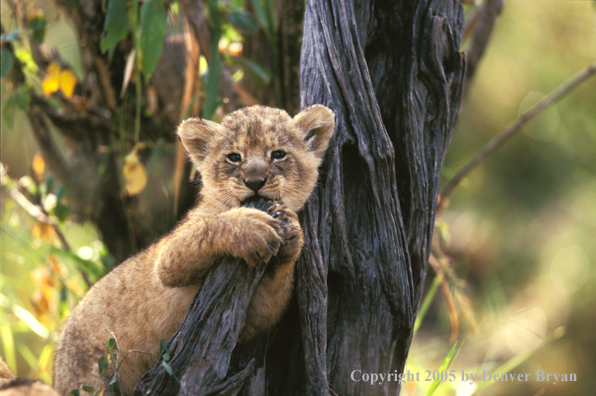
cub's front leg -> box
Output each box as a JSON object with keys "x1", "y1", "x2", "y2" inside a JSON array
[
  {"x1": 239, "y1": 203, "x2": 304, "y2": 343},
  {"x1": 156, "y1": 207, "x2": 284, "y2": 288}
]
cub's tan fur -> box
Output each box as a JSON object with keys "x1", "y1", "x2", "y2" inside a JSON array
[{"x1": 53, "y1": 105, "x2": 335, "y2": 396}]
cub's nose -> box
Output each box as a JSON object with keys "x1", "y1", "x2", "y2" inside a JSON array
[{"x1": 244, "y1": 178, "x2": 266, "y2": 193}]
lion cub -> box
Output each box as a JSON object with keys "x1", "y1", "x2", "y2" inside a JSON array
[{"x1": 53, "y1": 105, "x2": 335, "y2": 395}]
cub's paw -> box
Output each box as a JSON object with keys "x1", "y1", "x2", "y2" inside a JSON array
[
  {"x1": 268, "y1": 203, "x2": 299, "y2": 225},
  {"x1": 231, "y1": 208, "x2": 284, "y2": 266},
  {"x1": 268, "y1": 203, "x2": 303, "y2": 262}
]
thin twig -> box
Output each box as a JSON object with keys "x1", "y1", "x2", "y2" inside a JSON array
[
  {"x1": 429, "y1": 253, "x2": 459, "y2": 343},
  {"x1": 440, "y1": 62, "x2": 596, "y2": 206},
  {"x1": 1, "y1": 164, "x2": 55, "y2": 225},
  {"x1": 462, "y1": 0, "x2": 503, "y2": 104}
]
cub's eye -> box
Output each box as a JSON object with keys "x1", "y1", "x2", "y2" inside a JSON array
[
  {"x1": 271, "y1": 150, "x2": 286, "y2": 160},
  {"x1": 226, "y1": 153, "x2": 242, "y2": 163}
]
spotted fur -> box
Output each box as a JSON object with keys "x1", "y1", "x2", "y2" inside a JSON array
[{"x1": 53, "y1": 105, "x2": 335, "y2": 396}]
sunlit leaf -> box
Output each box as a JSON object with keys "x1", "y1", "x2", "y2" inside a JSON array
[
  {"x1": 139, "y1": 0, "x2": 167, "y2": 80},
  {"x1": 31, "y1": 222, "x2": 55, "y2": 243},
  {"x1": 123, "y1": 145, "x2": 148, "y2": 196},
  {"x1": 426, "y1": 341, "x2": 462, "y2": 396},
  {"x1": 32, "y1": 152, "x2": 46, "y2": 182},
  {"x1": 42, "y1": 62, "x2": 61, "y2": 97},
  {"x1": 227, "y1": 11, "x2": 259, "y2": 35},
  {"x1": 100, "y1": 0, "x2": 129, "y2": 55},
  {"x1": 0, "y1": 48, "x2": 14, "y2": 77},
  {"x1": 27, "y1": 10, "x2": 47, "y2": 44},
  {"x1": 15, "y1": 47, "x2": 38, "y2": 76},
  {"x1": 41, "y1": 62, "x2": 78, "y2": 98},
  {"x1": 60, "y1": 69, "x2": 78, "y2": 98}
]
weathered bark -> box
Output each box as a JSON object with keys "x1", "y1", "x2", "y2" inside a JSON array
[{"x1": 295, "y1": 1, "x2": 465, "y2": 394}]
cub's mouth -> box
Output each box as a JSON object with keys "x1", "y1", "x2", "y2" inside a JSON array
[{"x1": 241, "y1": 195, "x2": 273, "y2": 206}]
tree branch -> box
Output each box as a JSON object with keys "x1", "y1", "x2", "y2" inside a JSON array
[
  {"x1": 440, "y1": 62, "x2": 596, "y2": 205},
  {"x1": 461, "y1": 0, "x2": 503, "y2": 105}
]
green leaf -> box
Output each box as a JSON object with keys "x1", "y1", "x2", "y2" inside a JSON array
[
  {"x1": 160, "y1": 338, "x2": 167, "y2": 355},
  {"x1": 50, "y1": 247, "x2": 104, "y2": 279},
  {"x1": 139, "y1": 0, "x2": 167, "y2": 80},
  {"x1": 27, "y1": 13, "x2": 47, "y2": 43},
  {"x1": 81, "y1": 385, "x2": 95, "y2": 394},
  {"x1": 69, "y1": 390, "x2": 80, "y2": 396},
  {"x1": 203, "y1": 0, "x2": 223, "y2": 120},
  {"x1": 1, "y1": 48, "x2": 14, "y2": 77},
  {"x1": 100, "y1": 0, "x2": 129, "y2": 54},
  {"x1": 413, "y1": 276, "x2": 441, "y2": 337},
  {"x1": 54, "y1": 203, "x2": 70, "y2": 222},
  {"x1": 54, "y1": 185, "x2": 70, "y2": 222},
  {"x1": 228, "y1": 55, "x2": 271, "y2": 86},
  {"x1": 107, "y1": 337, "x2": 118, "y2": 352},
  {"x1": 227, "y1": 11, "x2": 259, "y2": 35},
  {"x1": 162, "y1": 360, "x2": 174, "y2": 376},
  {"x1": 109, "y1": 372, "x2": 118, "y2": 393},
  {"x1": 426, "y1": 341, "x2": 462, "y2": 396},
  {"x1": 98, "y1": 356, "x2": 108, "y2": 374},
  {"x1": 2, "y1": 85, "x2": 31, "y2": 126},
  {"x1": 249, "y1": 0, "x2": 269, "y2": 31}
]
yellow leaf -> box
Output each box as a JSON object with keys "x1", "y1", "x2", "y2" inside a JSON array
[
  {"x1": 123, "y1": 144, "x2": 148, "y2": 196},
  {"x1": 59, "y1": 69, "x2": 77, "y2": 99},
  {"x1": 31, "y1": 267, "x2": 57, "y2": 322},
  {"x1": 41, "y1": 62, "x2": 78, "y2": 99},
  {"x1": 31, "y1": 221, "x2": 55, "y2": 242},
  {"x1": 32, "y1": 152, "x2": 46, "y2": 182},
  {"x1": 41, "y1": 62, "x2": 61, "y2": 98}
]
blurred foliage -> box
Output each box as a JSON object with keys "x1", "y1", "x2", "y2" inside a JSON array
[
  {"x1": 0, "y1": 0, "x2": 595, "y2": 395},
  {"x1": 1, "y1": 0, "x2": 278, "y2": 384}
]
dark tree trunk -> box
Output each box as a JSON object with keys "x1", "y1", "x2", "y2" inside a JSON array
[
  {"x1": 132, "y1": 0, "x2": 465, "y2": 395},
  {"x1": 297, "y1": 0, "x2": 465, "y2": 393}
]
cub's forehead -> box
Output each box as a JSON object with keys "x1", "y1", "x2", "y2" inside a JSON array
[{"x1": 219, "y1": 106, "x2": 300, "y2": 149}]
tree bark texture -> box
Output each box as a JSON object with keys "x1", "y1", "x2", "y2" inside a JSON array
[{"x1": 296, "y1": 0, "x2": 466, "y2": 394}]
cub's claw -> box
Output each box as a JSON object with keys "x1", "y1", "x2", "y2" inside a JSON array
[{"x1": 268, "y1": 202, "x2": 298, "y2": 224}]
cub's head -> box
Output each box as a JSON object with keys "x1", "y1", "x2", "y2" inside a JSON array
[{"x1": 178, "y1": 105, "x2": 335, "y2": 211}]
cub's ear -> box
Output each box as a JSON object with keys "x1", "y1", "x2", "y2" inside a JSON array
[
  {"x1": 177, "y1": 118, "x2": 223, "y2": 166},
  {"x1": 293, "y1": 104, "x2": 335, "y2": 159}
]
